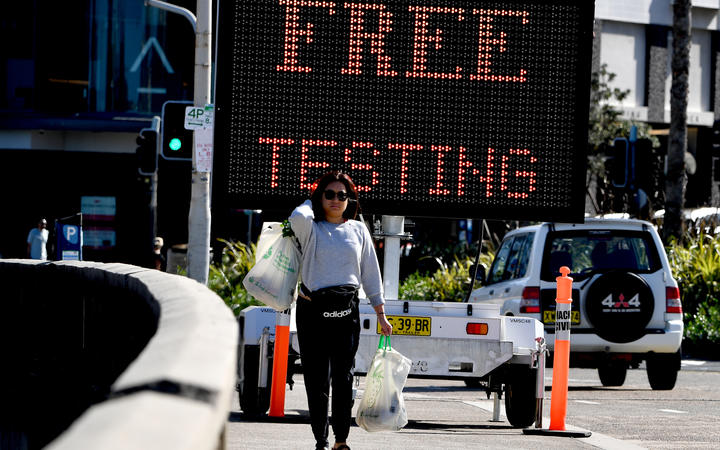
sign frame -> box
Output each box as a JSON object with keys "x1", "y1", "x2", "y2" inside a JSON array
[{"x1": 213, "y1": 0, "x2": 595, "y2": 222}]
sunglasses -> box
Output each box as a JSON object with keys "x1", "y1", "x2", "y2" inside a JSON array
[{"x1": 324, "y1": 189, "x2": 349, "y2": 201}]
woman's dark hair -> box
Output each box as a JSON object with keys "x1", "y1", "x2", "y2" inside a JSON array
[{"x1": 310, "y1": 171, "x2": 360, "y2": 221}]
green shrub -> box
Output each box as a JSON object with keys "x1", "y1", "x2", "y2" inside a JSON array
[
  {"x1": 208, "y1": 239, "x2": 262, "y2": 316},
  {"x1": 666, "y1": 233, "x2": 720, "y2": 344},
  {"x1": 208, "y1": 237, "x2": 495, "y2": 312},
  {"x1": 400, "y1": 249, "x2": 495, "y2": 302}
]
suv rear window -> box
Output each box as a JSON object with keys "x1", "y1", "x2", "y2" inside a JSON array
[{"x1": 540, "y1": 230, "x2": 662, "y2": 281}]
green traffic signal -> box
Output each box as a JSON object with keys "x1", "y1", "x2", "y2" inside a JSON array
[
  {"x1": 161, "y1": 101, "x2": 193, "y2": 160},
  {"x1": 169, "y1": 138, "x2": 182, "y2": 151}
]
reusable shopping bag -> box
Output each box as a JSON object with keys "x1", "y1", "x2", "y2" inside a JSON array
[
  {"x1": 242, "y1": 221, "x2": 301, "y2": 311},
  {"x1": 356, "y1": 336, "x2": 412, "y2": 432}
]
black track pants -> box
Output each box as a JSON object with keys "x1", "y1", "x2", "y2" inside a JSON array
[{"x1": 296, "y1": 296, "x2": 360, "y2": 448}]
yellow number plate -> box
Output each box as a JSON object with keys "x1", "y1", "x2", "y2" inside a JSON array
[
  {"x1": 543, "y1": 310, "x2": 580, "y2": 325},
  {"x1": 377, "y1": 315, "x2": 432, "y2": 336}
]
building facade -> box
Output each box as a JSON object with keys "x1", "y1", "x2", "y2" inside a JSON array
[
  {"x1": 1, "y1": 0, "x2": 719, "y2": 261},
  {"x1": 0, "y1": 0, "x2": 196, "y2": 262},
  {"x1": 594, "y1": 0, "x2": 720, "y2": 207}
]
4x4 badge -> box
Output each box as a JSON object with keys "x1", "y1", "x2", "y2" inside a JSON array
[{"x1": 601, "y1": 293, "x2": 641, "y2": 311}]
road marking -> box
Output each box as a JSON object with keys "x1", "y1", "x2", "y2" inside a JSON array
[
  {"x1": 403, "y1": 393, "x2": 441, "y2": 400},
  {"x1": 464, "y1": 400, "x2": 646, "y2": 450},
  {"x1": 681, "y1": 360, "x2": 706, "y2": 366},
  {"x1": 464, "y1": 400, "x2": 505, "y2": 416},
  {"x1": 545, "y1": 377, "x2": 601, "y2": 384},
  {"x1": 659, "y1": 409, "x2": 687, "y2": 414},
  {"x1": 574, "y1": 400, "x2": 600, "y2": 405}
]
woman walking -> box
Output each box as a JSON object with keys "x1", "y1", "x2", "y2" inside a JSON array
[{"x1": 289, "y1": 171, "x2": 392, "y2": 450}]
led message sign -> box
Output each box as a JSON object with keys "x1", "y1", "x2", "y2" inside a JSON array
[{"x1": 214, "y1": 0, "x2": 595, "y2": 221}]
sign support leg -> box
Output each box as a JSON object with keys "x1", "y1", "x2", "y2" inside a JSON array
[{"x1": 381, "y1": 216, "x2": 404, "y2": 300}]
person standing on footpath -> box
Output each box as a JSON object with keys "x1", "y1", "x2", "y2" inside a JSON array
[
  {"x1": 152, "y1": 237, "x2": 166, "y2": 271},
  {"x1": 289, "y1": 171, "x2": 392, "y2": 450},
  {"x1": 27, "y1": 218, "x2": 49, "y2": 260}
]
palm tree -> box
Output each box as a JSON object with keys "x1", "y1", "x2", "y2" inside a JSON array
[{"x1": 663, "y1": 0, "x2": 691, "y2": 242}]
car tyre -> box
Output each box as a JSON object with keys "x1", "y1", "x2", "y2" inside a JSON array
[
  {"x1": 585, "y1": 271, "x2": 655, "y2": 344},
  {"x1": 598, "y1": 362, "x2": 627, "y2": 387},
  {"x1": 239, "y1": 345, "x2": 272, "y2": 416},
  {"x1": 646, "y1": 351, "x2": 680, "y2": 390},
  {"x1": 504, "y1": 365, "x2": 537, "y2": 428}
]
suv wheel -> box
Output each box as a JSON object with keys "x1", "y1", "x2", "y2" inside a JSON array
[
  {"x1": 586, "y1": 271, "x2": 655, "y2": 343},
  {"x1": 646, "y1": 351, "x2": 680, "y2": 390},
  {"x1": 598, "y1": 362, "x2": 627, "y2": 387}
]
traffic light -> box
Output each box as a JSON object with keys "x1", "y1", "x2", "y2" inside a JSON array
[
  {"x1": 611, "y1": 137, "x2": 629, "y2": 188},
  {"x1": 161, "y1": 100, "x2": 193, "y2": 160},
  {"x1": 712, "y1": 120, "x2": 720, "y2": 154},
  {"x1": 136, "y1": 128, "x2": 158, "y2": 175},
  {"x1": 634, "y1": 138, "x2": 654, "y2": 192}
]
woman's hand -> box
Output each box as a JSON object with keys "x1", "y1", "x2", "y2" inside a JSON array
[
  {"x1": 377, "y1": 314, "x2": 393, "y2": 336},
  {"x1": 378, "y1": 315, "x2": 392, "y2": 336},
  {"x1": 373, "y1": 306, "x2": 392, "y2": 336}
]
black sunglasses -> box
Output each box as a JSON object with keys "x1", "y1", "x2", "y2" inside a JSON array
[{"x1": 324, "y1": 189, "x2": 349, "y2": 201}]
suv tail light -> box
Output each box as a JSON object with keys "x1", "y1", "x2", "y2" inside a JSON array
[
  {"x1": 666, "y1": 286, "x2": 682, "y2": 314},
  {"x1": 520, "y1": 287, "x2": 540, "y2": 313}
]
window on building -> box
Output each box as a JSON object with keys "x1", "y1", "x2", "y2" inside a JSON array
[
  {"x1": 0, "y1": 0, "x2": 195, "y2": 116},
  {"x1": 1, "y1": 3, "x2": 35, "y2": 110},
  {"x1": 89, "y1": 0, "x2": 195, "y2": 114},
  {"x1": 600, "y1": 20, "x2": 647, "y2": 109}
]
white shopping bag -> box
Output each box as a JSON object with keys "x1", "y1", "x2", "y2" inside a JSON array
[
  {"x1": 356, "y1": 336, "x2": 412, "y2": 432},
  {"x1": 242, "y1": 221, "x2": 301, "y2": 311}
]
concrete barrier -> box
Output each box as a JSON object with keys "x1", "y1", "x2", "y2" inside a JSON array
[{"x1": 0, "y1": 259, "x2": 238, "y2": 450}]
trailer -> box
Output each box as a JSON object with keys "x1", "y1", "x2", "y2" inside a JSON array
[{"x1": 237, "y1": 299, "x2": 545, "y2": 428}]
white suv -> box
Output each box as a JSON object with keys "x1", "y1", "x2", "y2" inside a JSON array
[{"x1": 469, "y1": 219, "x2": 683, "y2": 390}]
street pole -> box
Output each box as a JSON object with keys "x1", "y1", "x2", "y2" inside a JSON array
[
  {"x1": 187, "y1": 0, "x2": 212, "y2": 284},
  {"x1": 150, "y1": 116, "x2": 161, "y2": 246}
]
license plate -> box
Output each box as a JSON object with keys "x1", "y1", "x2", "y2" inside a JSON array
[
  {"x1": 543, "y1": 310, "x2": 580, "y2": 325},
  {"x1": 377, "y1": 315, "x2": 432, "y2": 336}
]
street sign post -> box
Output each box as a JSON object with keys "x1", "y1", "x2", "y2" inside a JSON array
[{"x1": 214, "y1": 0, "x2": 595, "y2": 222}]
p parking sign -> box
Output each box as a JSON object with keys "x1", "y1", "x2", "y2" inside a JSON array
[
  {"x1": 56, "y1": 223, "x2": 82, "y2": 261},
  {"x1": 214, "y1": 0, "x2": 594, "y2": 221}
]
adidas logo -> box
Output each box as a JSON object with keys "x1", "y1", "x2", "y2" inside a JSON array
[{"x1": 323, "y1": 308, "x2": 352, "y2": 318}]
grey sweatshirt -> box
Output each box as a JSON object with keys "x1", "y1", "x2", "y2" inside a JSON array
[{"x1": 289, "y1": 200, "x2": 384, "y2": 307}]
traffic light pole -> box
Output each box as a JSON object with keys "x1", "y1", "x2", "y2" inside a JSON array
[
  {"x1": 146, "y1": 0, "x2": 211, "y2": 284},
  {"x1": 187, "y1": 0, "x2": 213, "y2": 284},
  {"x1": 150, "y1": 117, "x2": 161, "y2": 247}
]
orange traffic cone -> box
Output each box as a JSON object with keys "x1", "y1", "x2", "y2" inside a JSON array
[
  {"x1": 268, "y1": 309, "x2": 291, "y2": 417},
  {"x1": 523, "y1": 266, "x2": 591, "y2": 438}
]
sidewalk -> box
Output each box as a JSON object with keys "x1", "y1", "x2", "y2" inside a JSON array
[{"x1": 226, "y1": 378, "x2": 592, "y2": 450}]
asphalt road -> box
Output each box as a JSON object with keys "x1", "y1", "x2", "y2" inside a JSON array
[{"x1": 226, "y1": 359, "x2": 720, "y2": 449}]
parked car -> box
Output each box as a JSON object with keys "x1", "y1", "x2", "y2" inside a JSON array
[
  {"x1": 469, "y1": 218, "x2": 683, "y2": 390},
  {"x1": 653, "y1": 207, "x2": 720, "y2": 236}
]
